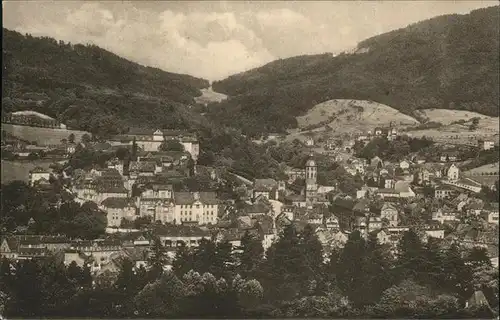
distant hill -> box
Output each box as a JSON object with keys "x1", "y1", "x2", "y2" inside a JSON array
[
  {"x1": 296, "y1": 99, "x2": 420, "y2": 133},
  {"x1": 210, "y1": 6, "x2": 499, "y2": 137},
  {"x1": 2, "y1": 29, "x2": 210, "y2": 137}
]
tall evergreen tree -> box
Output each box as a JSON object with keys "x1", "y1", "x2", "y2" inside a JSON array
[
  {"x1": 172, "y1": 242, "x2": 194, "y2": 278},
  {"x1": 148, "y1": 237, "x2": 168, "y2": 280},
  {"x1": 299, "y1": 224, "x2": 325, "y2": 295},
  {"x1": 466, "y1": 247, "x2": 492, "y2": 269},
  {"x1": 262, "y1": 224, "x2": 303, "y2": 301},
  {"x1": 336, "y1": 230, "x2": 368, "y2": 307},
  {"x1": 396, "y1": 229, "x2": 425, "y2": 281},
  {"x1": 442, "y1": 243, "x2": 473, "y2": 302},
  {"x1": 193, "y1": 238, "x2": 217, "y2": 275},
  {"x1": 237, "y1": 231, "x2": 264, "y2": 279},
  {"x1": 213, "y1": 240, "x2": 235, "y2": 279},
  {"x1": 363, "y1": 232, "x2": 394, "y2": 305}
]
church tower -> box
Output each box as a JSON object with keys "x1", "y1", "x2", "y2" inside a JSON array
[{"x1": 305, "y1": 152, "x2": 317, "y2": 205}]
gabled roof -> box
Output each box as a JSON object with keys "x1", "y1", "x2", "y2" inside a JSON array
[
  {"x1": 101, "y1": 197, "x2": 135, "y2": 209},
  {"x1": 353, "y1": 199, "x2": 370, "y2": 213},
  {"x1": 174, "y1": 192, "x2": 218, "y2": 205},
  {"x1": 31, "y1": 166, "x2": 50, "y2": 173},
  {"x1": 96, "y1": 185, "x2": 128, "y2": 194},
  {"x1": 130, "y1": 161, "x2": 155, "y2": 173},
  {"x1": 243, "y1": 202, "x2": 271, "y2": 214},
  {"x1": 381, "y1": 202, "x2": 398, "y2": 212},
  {"x1": 154, "y1": 225, "x2": 211, "y2": 238}
]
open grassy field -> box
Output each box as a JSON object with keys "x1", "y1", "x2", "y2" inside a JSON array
[
  {"x1": 1, "y1": 160, "x2": 54, "y2": 184},
  {"x1": 463, "y1": 162, "x2": 499, "y2": 175},
  {"x1": 416, "y1": 109, "x2": 500, "y2": 128},
  {"x1": 194, "y1": 87, "x2": 228, "y2": 105},
  {"x1": 296, "y1": 99, "x2": 420, "y2": 133},
  {"x1": 2, "y1": 123, "x2": 90, "y2": 146}
]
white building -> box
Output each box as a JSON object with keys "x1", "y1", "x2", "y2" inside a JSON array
[
  {"x1": 29, "y1": 167, "x2": 52, "y2": 186},
  {"x1": 446, "y1": 164, "x2": 460, "y2": 181},
  {"x1": 174, "y1": 192, "x2": 218, "y2": 225}
]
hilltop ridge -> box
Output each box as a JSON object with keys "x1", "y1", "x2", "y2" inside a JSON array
[
  {"x1": 2, "y1": 28, "x2": 210, "y2": 137},
  {"x1": 209, "y1": 6, "x2": 499, "y2": 137}
]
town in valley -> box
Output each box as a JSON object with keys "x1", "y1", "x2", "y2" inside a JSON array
[{"x1": 1, "y1": 1, "x2": 499, "y2": 319}]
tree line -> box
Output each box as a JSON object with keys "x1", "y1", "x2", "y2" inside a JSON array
[{"x1": 1, "y1": 225, "x2": 497, "y2": 318}]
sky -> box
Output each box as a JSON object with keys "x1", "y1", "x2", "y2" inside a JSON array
[{"x1": 3, "y1": 1, "x2": 497, "y2": 81}]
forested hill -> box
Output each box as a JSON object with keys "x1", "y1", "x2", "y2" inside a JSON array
[
  {"x1": 2, "y1": 29, "x2": 210, "y2": 137},
  {"x1": 210, "y1": 6, "x2": 499, "y2": 137}
]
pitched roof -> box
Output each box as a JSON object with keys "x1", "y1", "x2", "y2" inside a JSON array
[
  {"x1": 31, "y1": 166, "x2": 50, "y2": 173},
  {"x1": 154, "y1": 225, "x2": 211, "y2": 238},
  {"x1": 381, "y1": 202, "x2": 398, "y2": 212},
  {"x1": 130, "y1": 161, "x2": 155, "y2": 173},
  {"x1": 101, "y1": 197, "x2": 135, "y2": 209},
  {"x1": 97, "y1": 185, "x2": 128, "y2": 194},
  {"x1": 174, "y1": 192, "x2": 218, "y2": 205},
  {"x1": 243, "y1": 202, "x2": 271, "y2": 214}
]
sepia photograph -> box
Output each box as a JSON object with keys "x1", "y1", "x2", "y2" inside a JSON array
[{"x1": 1, "y1": 0, "x2": 499, "y2": 318}]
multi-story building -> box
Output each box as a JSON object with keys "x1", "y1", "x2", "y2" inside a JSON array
[
  {"x1": 29, "y1": 167, "x2": 52, "y2": 186},
  {"x1": 101, "y1": 197, "x2": 137, "y2": 227},
  {"x1": 174, "y1": 191, "x2": 219, "y2": 225}
]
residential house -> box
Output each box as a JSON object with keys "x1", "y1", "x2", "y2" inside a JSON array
[
  {"x1": 367, "y1": 216, "x2": 383, "y2": 232},
  {"x1": 371, "y1": 229, "x2": 391, "y2": 245},
  {"x1": 107, "y1": 158, "x2": 125, "y2": 176},
  {"x1": 285, "y1": 194, "x2": 307, "y2": 208},
  {"x1": 1, "y1": 236, "x2": 71, "y2": 260},
  {"x1": 446, "y1": 164, "x2": 460, "y2": 181},
  {"x1": 324, "y1": 214, "x2": 340, "y2": 230},
  {"x1": 440, "y1": 152, "x2": 459, "y2": 162},
  {"x1": 435, "y1": 186, "x2": 455, "y2": 199},
  {"x1": 399, "y1": 160, "x2": 410, "y2": 170},
  {"x1": 423, "y1": 226, "x2": 445, "y2": 240},
  {"x1": 284, "y1": 167, "x2": 306, "y2": 184},
  {"x1": 479, "y1": 140, "x2": 495, "y2": 151},
  {"x1": 432, "y1": 206, "x2": 459, "y2": 224},
  {"x1": 68, "y1": 239, "x2": 123, "y2": 271},
  {"x1": 316, "y1": 229, "x2": 349, "y2": 249},
  {"x1": 377, "y1": 181, "x2": 415, "y2": 199},
  {"x1": 305, "y1": 137, "x2": 314, "y2": 146},
  {"x1": 95, "y1": 185, "x2": 129, "y2": 205},
  {"x1": 29, "y1": 167, "x2": 52, "y2": 186},
  {"x1": 281, "y1": 205, "x2": 295, "y2": 221},
  {"x1": 380, "y1": 202, "x2": 399, "y2": 227},
  {"x1": 481, "y1": 202, "x2": 499, "y2": 225},
  {"x1": 307, "y1": 212, "x2": 323, "y2": 225},
  {"x1": 155, "y1": 225, "x2": 211, "y2": 248},
  {"x1": 243, "y1": 201, "x2": 272, "y2": 217},
  {"x1": 101, "y1": 197, "x2": 137, "y2": 227},
  {"x1": 129, "y1": 161, "x2": 156, "y2": 178}
]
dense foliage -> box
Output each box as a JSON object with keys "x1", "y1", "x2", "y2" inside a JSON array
[
  {"x1": 2, "y1": 29, "x2": 209, "y2": 138},
  {"x1": 1, "y1": 227, "x2": 497, "y2": 318},
  {"x1": 355, "y1": 136, "x2": 435, "y2": 161},
  {"x1": 210, "y1": 6, "x2": 499, "y2": 135},
  {"x1": 0, "y1": 181, "x2": 107, "y2": 239}
]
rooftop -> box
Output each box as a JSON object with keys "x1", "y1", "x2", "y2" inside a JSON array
[
  {"x1": 101, "y1": 197, "x2": 135, "y2": 209},
  {"x1": 174, "y1": 192, "x2": 218, "y2": 205}
]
